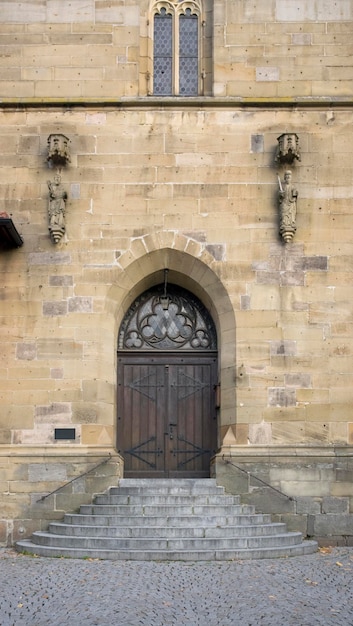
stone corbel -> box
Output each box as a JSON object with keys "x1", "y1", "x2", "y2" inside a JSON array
[
  {"x1": 275, "y1": 133, "x2": 301, "y2": 166},
  {"x1": 47, "y1": 134, "x2": 71, "y2": 168}
]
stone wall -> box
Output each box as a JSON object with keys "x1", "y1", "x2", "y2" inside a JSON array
[
  {"x1": 1, "y1": 106, "x2": 352, "y2": 449},
  {"x1": 213, "y1": 448, "x2": 353, "y2": 546},
  {"x1": 0, "y1": 447, "x2": 122, "y2": 546},
  {"x1": 0, "y1": 0, "x2": 353, "y2": 544},
  {"x1": 0, "y1": 0, "x2": 352, "y2": 101}
]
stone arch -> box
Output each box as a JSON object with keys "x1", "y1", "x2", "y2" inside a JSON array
[{"x1": 106, "y1": 232, "x2": 236, "y2": 440}]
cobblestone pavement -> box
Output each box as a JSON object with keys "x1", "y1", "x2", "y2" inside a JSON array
[{"x1": 0, "y1": 547, "x2": 352, "y2": 626}]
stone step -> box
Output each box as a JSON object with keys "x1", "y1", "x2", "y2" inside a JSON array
[
  {"x1": 16, "y1": 478, "x2": 318, "y2": 561},
  {"x1": 110, "y1": 485, "x2": 226, "y2": 496},
  {"x1": 79, "y1": 503, "x2": 255, "y2": 516},
  {"x1": 28, "y1": 530, "x2": 304, "y2": 551},
  {"x1": 94, "y1": 494, "x2": 240, "y2": 506},
  {"x1": 16, "y1": 540, "x2": 319, "y2": 561},
  {"x1": 118, "y1": 478, "x2": 219, "y2": 489},
  {"x1": 63, "y1": 512, "x2": 273, "y2": 527},
  {"x1": 49, "y1": 521, "x2": 288, "y2": 538},
  {"x1": 110, "y1": 480, "x2": 225, "y2": 496}
]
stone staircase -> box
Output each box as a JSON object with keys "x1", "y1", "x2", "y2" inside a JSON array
[{"x1": 17, "y1": 479, "x2": 317, "y2": 560}]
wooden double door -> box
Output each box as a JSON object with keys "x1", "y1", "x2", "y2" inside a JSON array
[{"x1": 118, "y1": 353, "x2": 218, "y2": 478}]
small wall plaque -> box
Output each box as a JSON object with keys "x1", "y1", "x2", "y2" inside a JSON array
[{"x1": 55, "y1": 428, "x2": 76, "y2": 440}]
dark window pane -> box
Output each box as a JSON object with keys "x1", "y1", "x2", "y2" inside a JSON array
[
  {"x1": 154, "y1": 9, "x2": 173, "y2": 95},
  {"x1": 179, "y1": 10, "x2": 198, "y2": 95}
]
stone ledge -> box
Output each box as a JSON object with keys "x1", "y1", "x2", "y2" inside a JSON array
[
  {"x1": 0, "y1": 445, "x2": 118, "y2": 458},
  {"x1": 218, "y1": 445, "x2": 353, "y2": 460},
  {"x1": 1, "y1": 96, "x2": 353, "y2": 109}
]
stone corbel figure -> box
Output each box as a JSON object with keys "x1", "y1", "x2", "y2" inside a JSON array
[
  {"x1": 278, "y1": 170, "x2": 297, "y2": 243},
  {"x1": 275, "y1": 133, "x2": 301, "y2": 165},
  {"x1": 47, "y1": 174, "x2": 67, "y2": 244},
  {"x1": 47, "y1": 134, "x2": 71, "y2": 168}
]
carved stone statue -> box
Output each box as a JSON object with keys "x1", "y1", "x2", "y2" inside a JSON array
[
  {"x1": 47, "y1": 174, "x2": 67, "y2": 243},
  {"x1": 278, "y1": 170, "x2": 297, "y2": 243}
]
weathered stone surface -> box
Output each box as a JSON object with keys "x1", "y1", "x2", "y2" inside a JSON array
[
  {"x1": 242, "y1": 487, "x2": 296, "y2": 515},
  {"x1": 68, "y1": 297, "x2": 92, "y2": 313},
  {"x1": 16, "y1": 343, "x2": 36, "y2": 360},
  {"x1": 248, "y1": 422, "x2": 272, "y2": 444},
  {"x1": 0, "y1": 450, "x2": 122, "y2": 546},
  {"x1": 28, "y1": 253, "x2": 71, "y2": 265},
  {"x1": 0, "y1": 0, "x2": 351, "y2": 99},
  {"x1": 205, "y1": 244, "x2": 226, "y2": 261},
  {"x1": 270, "y1": 341, "x2": 297, "y2": 357},
  {"x1": 251, "y1": 134, "x2": 264, "y2": 153},
  {"x1": 49, "y1": 275, "x2": 73, "y2": 286},
  {"x1": 322, "y1": 496, "x2": 349, "y2": 514},
  {"x1": 28, "y1": 464, "x2": 67, "y2": 483},
  {"x1": 36, "y1": 340, "x2": 83, "y2": 360},
  {"x1": 72, "y1": 405, "x2": 98, "y2": 424},
  {"x1": 302, "y1": 256, "x2": 328, "y2": 271},
  {"x1": 0, "y1": 430, "x2": 11, "y2": 444},
  {"x1": 268, "y1": 388, "x2": 296, "y2": 407},
  {"x1": 0, "y1": 0, "x2": 353, "y2": 544},
  {"x1": 296, "y1": 497, "x2": 321, "y2": 515},
  {"x1": 273, "y1": 513, "x2": 309, "y2": 535},
  {"x1": 0, "y1": 521, "x2": 7, "y2": 545},
  {"x1": 312, "y1": 514, "x2": 353, "y2": 536},
  {"x1": 285, "y1": 373, "x2": 312, "y2": 387},
  {"x1": 42, "y1": 301, "x2": 67, "y2": 316}
]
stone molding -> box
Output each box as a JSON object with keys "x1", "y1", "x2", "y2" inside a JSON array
[{"x1": 2, "y1": 97, "x2": 353, "y2": 109}]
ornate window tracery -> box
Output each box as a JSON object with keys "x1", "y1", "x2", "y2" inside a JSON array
[
  {"x1": 119, "y1": 285, "x2": 217, "y2": 351},
  {"x1": 151, "y1": 0, "x2": 202, "y2": 96}
]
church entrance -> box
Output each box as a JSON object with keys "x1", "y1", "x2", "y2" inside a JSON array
[{"x1": 117, "y1": 281, "x2": 218, "y2": 478}]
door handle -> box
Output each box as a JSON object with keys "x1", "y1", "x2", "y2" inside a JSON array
[{"x1": 167, "y1": 423, "x2": 177, "y2": 440}]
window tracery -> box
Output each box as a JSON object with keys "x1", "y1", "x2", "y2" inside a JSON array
[{"x1": 119, "y1": 285, "x2": 217, "y2": 351}]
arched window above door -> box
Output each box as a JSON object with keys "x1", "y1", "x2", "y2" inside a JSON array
[
  {"x1": 118, "y1": 284, "x2": 217, "y2": 351},
  {"x1": 149, "y1": 0, "x2": 207, "y2": 96}
]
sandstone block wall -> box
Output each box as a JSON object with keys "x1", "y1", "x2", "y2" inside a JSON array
[
  {"x1": 214, "y1": 448, "x2": 353, "y2": 545},
  {"x1": 0, "y1": 448, "x2": 122, "y2": 547},
  {"x1": 1, "y1": 0, "x2": 352, "y2": 101},
  {"x1": 1, "y1": 106, "x2": 352, "y2": 450},
  {"x1": 0, "y1": 0, "x2": 353, "y2": 543}
]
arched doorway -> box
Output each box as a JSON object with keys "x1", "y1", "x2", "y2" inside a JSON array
[{"x1": 117, "y1": 281, "x2": 218, "y2": 478}]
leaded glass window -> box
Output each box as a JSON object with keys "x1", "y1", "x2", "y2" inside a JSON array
[
  {"x1": 179, "y1": 9, "x2": 198, "y2": 95},
  {"x1": 152, "y1": 3, "x2": 200, "y2": 96},
  {"x1": 153, "y1": 8, "x2": 173, "y2": 96}
]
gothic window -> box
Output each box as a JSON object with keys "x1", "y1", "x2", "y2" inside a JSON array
[
  {"x1": 153, "y1": 8, "x2": 173, "y2": 95},
  {"x1": 152, "y1": 1, "x2": 202, "y2": 96},
  {"x1": 179, "y1": 9, "x2": 199, "y2": 95}
]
